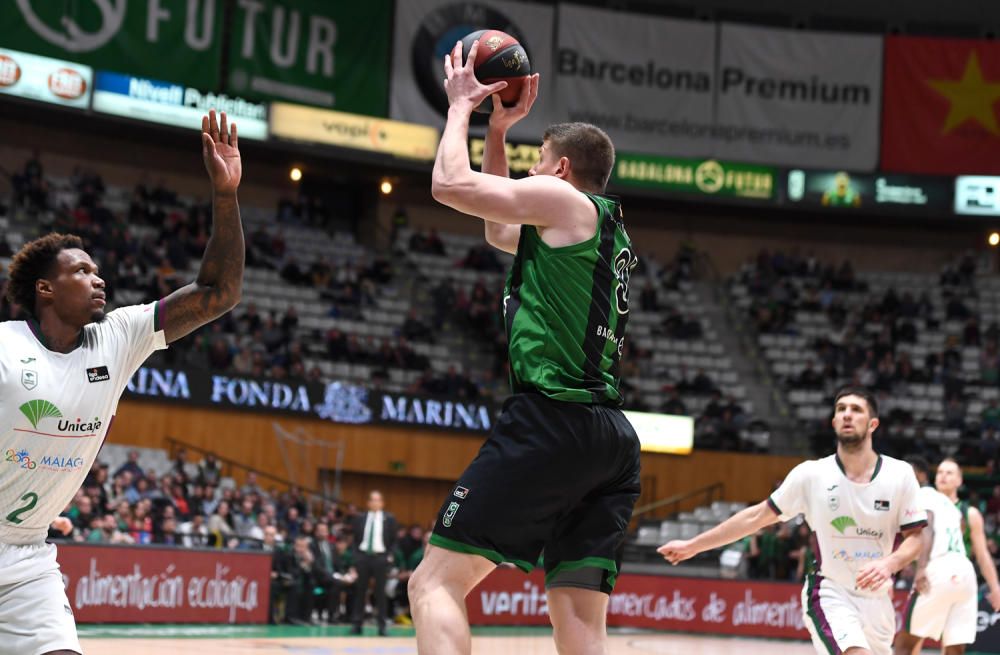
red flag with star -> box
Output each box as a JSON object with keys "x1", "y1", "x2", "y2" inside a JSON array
[{"x1": 882, "y1": 36, "x2": 1000, "y2": 175}]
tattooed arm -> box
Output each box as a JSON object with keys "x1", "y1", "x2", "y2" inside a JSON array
[{"x1": 160, "y1": 110, "x2": 244, "y2": 344}]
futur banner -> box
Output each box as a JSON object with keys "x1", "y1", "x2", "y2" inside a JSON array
[
  {"x1": 58, "y1": 543, "x2": 270, "y2": 624},
  {"x1": 227, "y1": 0, "x2": 391, "y2": 115},
  {"x1": 552, "y1": 4, "x2": 716, "y2": 158},
  {"x1": 0, "y1": 0, "x2": 222, "y2": 89},
  {"x1": 716, "y1": 23, "x2": 882, "y2": 170},
  {"x1": 389, "y1": 0, "x2": 555, "y2": 140}
]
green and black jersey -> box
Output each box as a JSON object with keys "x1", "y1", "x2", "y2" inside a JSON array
[{"x1": 502, "y1": 192, "x2": 637, "y2": 405}]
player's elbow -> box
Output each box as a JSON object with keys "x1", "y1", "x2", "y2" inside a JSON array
[{"x1": 431, "y1": 176, "x2": 466, "y2": 206}]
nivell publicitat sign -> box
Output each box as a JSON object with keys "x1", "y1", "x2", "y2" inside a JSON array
[{"x1": 91, "y1": 71, "x2": 269, "y2": 139}]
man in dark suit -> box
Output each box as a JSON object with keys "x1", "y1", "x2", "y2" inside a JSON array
[{"x1": 350, "y1": 490, "x2": 397, "y2": 635}]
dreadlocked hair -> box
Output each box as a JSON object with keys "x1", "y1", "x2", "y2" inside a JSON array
[{"x1": 6, "y1": 233, "x2": 84, "y2": 318}]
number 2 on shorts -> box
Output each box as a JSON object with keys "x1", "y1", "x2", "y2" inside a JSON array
[{"x1": 6, "y1": 492, "x2": 39, "y2": 524}]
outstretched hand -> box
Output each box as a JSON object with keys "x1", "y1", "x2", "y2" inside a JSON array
[
  {"x1": 202, "y1": 109, "x2": 241, "y2": 195},
  {"x1": 490, "y1": 73, "x2": 540, "y2": 132},
  {"x1": 658, "y1": 539, "x2": 697, "y2": 565},
  {"x1": 443, "y1": 39, "x2": 508, "y2": 114}
]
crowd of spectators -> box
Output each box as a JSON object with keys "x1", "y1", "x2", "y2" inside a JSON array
[
  {"x1": 53, "y1": 448, "x2": 430, "y2": 626},
  {"x1": 738, "y1": 249, "x2": 1000, "y2": 463}
]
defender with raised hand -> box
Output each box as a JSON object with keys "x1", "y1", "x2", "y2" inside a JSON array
[
  {"x1": 659, "y1": 388, "x2": 927, "y2": 655},
  {"x1": 0, "y1": 110, "x2": 244, "y2": 655}
]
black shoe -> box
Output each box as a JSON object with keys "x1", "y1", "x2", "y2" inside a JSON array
[{"x1": 349, "y1": 625, "x2": 362, "y2": 635}]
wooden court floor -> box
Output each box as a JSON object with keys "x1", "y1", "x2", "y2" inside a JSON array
[{"x1": 78, "y1": 625, "x2": 818, "y2": 654}]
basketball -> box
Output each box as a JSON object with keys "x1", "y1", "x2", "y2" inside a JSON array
[{"x1": 459, "y1": 29, "x2": 532, "y2": 114}]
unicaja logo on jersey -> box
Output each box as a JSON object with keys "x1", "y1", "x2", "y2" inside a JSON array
[
  {"x1": 18, "y1": 399, "x2": 62, "y2": 429},
  {"x1": 830, "y1": 516, "x2": 857, "y2": 534},
  {"x1": 17, "y1": 400, "x2": 103, "y2": 437}
]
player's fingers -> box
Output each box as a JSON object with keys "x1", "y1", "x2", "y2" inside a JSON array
[
  {"x1": 452, "y1": 40, "x2": 463, "y2": 68},
  {"x1": 202, "y1": 114, "x2": 209, "y2": 135},
  {"x1": 465, "y1": 39, "x2": 478, "y2": 69},
  {"x1": 209, "y1": 108, "x2": 219, "y2": 140},
  {"x1": 201, "y1": 132, "x2": 216, "y2": 158},
  {"x1": 484, "y1": 81, "x2": 508, "y2": 96},
  {"x1": 491, "y1": 93, "x2": 502, "y2": 113},
  {"x1": 219, "y1": 112, "x2": 229, "y2": 145},
  {"x1": 444, "y1": 50, "x2": 454, "y2": 78},
  {"x1": 230, "y1": 122, "x2": 238, "y2": 150},
  {"x1": 528, "y1": 74, "x2": 540, "y2": 106}
]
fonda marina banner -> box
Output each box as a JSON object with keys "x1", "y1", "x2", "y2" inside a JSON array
[
  {"x1": 57, "y1": 543, "x2": 270, "y2": 624},
  {"x1": 881, "y1": 36, "x2": 1000, "y2": 175}
]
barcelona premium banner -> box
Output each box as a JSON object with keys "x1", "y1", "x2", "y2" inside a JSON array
[
  {"x1": 882, "y1": 36, "x2": 1000, "y2": 175},
  {"x1": 390, "y1": 0, "x2": 555, "y2": 140},
  {"x1": 0, "y1": 0, "x2": 221, "y2": 89},
  {"x1": 227, "y1": 0, "x2": 391, "y2": 115},
  {"x1": 552, "y1": 4, "x2": 716, "y2": 159},
  {"x1": 716, "y1": 23, "x2": 883, "y2": 171}
]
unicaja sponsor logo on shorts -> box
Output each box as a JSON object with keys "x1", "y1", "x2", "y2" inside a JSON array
[{"x1": 442, "y1": 501, "x2": 461, "y2": 527}]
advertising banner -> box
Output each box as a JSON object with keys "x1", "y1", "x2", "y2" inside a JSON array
[
  {"x1": 227, "y1": 0, "x2": 391, "y2": 115},
  {"x1": 0, "y1": 1, "x2": 221, "y2": 89},
  {"x1": 955, "y1": 176, "x2": 1000, "y2": 216},
  {"x1": 882, "y1": 36, "x2": 1000, "y2": 175},
  {"x1": 58, "y1": 543, "x2": 270, "y2": 624},
  {"x1": 716, "y1": 23, "x2": 882, "y2": 170},
  {"x1": 390, "y1": 0, "x2": 555, "y2": 140},
  {"x1": 612, "y1": 153, "x2": 775, "y2": 200},
  {"x1": 784, "y1": 169, "x2": 953, "y2": 213},
  {"x1": 468, "y1": 136, "x2": 540, "y2": 177},
  {"x1": 92, "y1": 71, "x2": 268, "y2": 140},
  {"x1": 270, "y1": 102, "x2": 439, "y2": 160},
  {"x1": 0, "y1": 48, "x2": 92, "y2": 109},
  {"x1": 124, "y1": 364, "x2": 498, "y2": 433},
  {"x1": 466, "y1": 569, "x2": 1000, "y2": 650},
  {"x1": 552, "y1": 4, "x2": 715, "y2": 159}
]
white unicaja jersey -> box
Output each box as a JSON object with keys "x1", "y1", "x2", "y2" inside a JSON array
[
  {"x1": 769, "y1": 453, "x2": 927, "y2": 595},
  {"x1": 918, "y1": 486, "x2": 967, "y2": 561},
  {"x1": 0, "y1": 302, "x2": 166, "y2": 544}
]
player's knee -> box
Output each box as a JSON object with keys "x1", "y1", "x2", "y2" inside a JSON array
[
  {"x1": 407, "y1": 562, "x2": 442, "y2": 612},
  {"x1": 553, "y1": 621, "x2": 604, "y2": 654}
]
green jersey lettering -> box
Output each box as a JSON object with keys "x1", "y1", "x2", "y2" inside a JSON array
[{"x1": 503, "y1": 193, "x2": 636, "y2": 404}]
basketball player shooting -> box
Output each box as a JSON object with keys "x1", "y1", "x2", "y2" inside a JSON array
[
  {"x1": 0, "y1": 110, "x2": 243, "y2": 655},
  {"x1": 660, "y1": 389, "x2": 927, "y2": 655},
  {"x1": 408, "y1": 39, "x2": 641, "y2": 655}
]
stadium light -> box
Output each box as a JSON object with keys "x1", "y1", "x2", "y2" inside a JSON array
[
  {"x1": 289, "y1": 167, "x2": 302, "y2": 182},
  {"x1": 380, "y1": 180, "x2": 393, "y2": 195},
  {"x1": 990, "y1": 232, "x2": 1000, "y2": 247}
]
